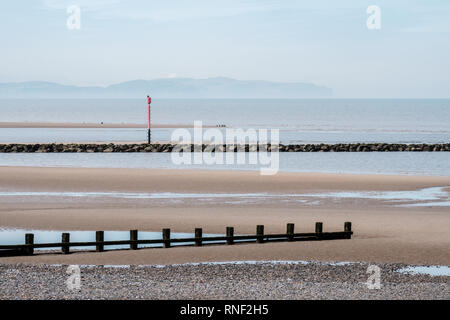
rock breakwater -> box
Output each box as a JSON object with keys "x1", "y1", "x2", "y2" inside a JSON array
[{"x1": 0, "y1": 143, "x2": 449, "y2": 153}]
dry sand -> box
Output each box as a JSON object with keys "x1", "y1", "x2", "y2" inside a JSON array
[{"x1": 0, "y1": 167, "x2": 449, "y2": 265}]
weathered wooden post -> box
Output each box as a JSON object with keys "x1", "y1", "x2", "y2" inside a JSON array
[
  {"x1": 315, "y1": 222, "x2": 323, "y2": 239},
  {"x1": 62, "y1": 233, "x2": 70, "y2": 254},
  {"x1": 226, "y1": 227, "x2": 234, "y2": 245},
  {"x1": 344, "y1": 222, "x2": 352, "y2": 239},
  {"x1": 287, "y1": 223, "x2": 295, "y2": 241},
  {"x1": 256, "y1": 225, "x2": 264, "y2": 244},
  {"x1": 162, "y1": 228, "x2": 171, "y2": 248},
  {"x1": 130, "y1": 230, "x2": 138, "y2": 250},
  {"x1": 25, "y1": 233, "x2": 34, "y2": 255},
  {"x1": 195, "y1": 228, "x2": 202, "y2": 246},
  {"x1": 96, "y1": 231, "x2": 104, "y2": 252}
]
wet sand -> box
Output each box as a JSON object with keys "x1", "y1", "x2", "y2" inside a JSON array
[
  {"x1": 0, "y1": 167, "x2": 449, "y2": 265},
  {"x1": 0, "y1": 122, "x2": 214, "y2": 129},
  {"x1": 1, "y1": 166, "x2": 449, "y2": 193}
]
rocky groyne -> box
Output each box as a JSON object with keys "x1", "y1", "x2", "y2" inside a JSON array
[{"x1": 0, "y1": 143, "x2": 449, "y2": 152}]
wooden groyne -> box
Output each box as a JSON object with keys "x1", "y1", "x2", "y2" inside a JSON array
[
  {"x1": 0, "y1": 222, "x2": 353, "y2": 257},
  {"x1": 0, "y1": 143, "x2": 449, "y2": 152}
]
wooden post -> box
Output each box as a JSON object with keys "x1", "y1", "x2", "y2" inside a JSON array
[
  {"x1": 344, "y1": 222, "x2": 352, "y2": 239},
  {"x1": 287, "y1": 223, "x2": 295, "y2": 241},
  {"x1": 62, "y1": 233, "x2": 70, "y2": 254},
  {"x1": 315, "y1": 222, "x2": 323, "y2": 239},
  {"x1": 195, "y1": 228, "x2": 202, "y2": 246},
  {"x1": 344, "y1": 221, "x2": 352, "y2": 232},
  {"x1": 130, "y1": 230, "x2": 138, "y2": 250},
  {"x1": 96, "y1": 231, "x2": 104, "y2": 252},
  {"x1": 226, "y1": 227, "x2": 234, "y2": 245},
  {"x1": 25, "y1": 233, "x2": 34, "y2": 255},
  {"x1": 256, "y1": 225, "x2": 264, "y2": 243},
  {"x1": 162, "y1": 228, "x2": 171, "y2": 248}
]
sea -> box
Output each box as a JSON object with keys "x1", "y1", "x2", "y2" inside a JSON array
[{"x1": 0, "y1": 98, "x2": 449, "y2": 175}]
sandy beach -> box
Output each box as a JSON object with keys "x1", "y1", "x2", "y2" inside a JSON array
[{"x1": 0, "y1": 167, "x2": 449, "y2": 266}]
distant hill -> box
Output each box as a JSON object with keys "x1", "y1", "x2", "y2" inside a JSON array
[{"x1": 0, "y1": 77, "x2": 332, "y2": 98}]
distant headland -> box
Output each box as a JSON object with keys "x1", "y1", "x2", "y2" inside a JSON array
[{"x1": 0, "y1": 77, "x2": 332, "y2": 99}]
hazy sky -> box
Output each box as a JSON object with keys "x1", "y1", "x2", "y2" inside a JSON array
[{"x1": 1, "y1": 0, "x2": 449, "y2": 98}]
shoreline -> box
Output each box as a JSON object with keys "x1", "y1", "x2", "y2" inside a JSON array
[{"x1": 0, "y1": 122, "x2": 215, "y2": 129}]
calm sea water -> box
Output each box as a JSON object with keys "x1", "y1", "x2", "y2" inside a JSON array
[
  {"x1": 1, "y1": 99, "x2": 450, "y2": 143},
  {"x1": 1, "y1": 127, "x2": 450, "y2": 144},
  {"x1": 1, "y1": 152, "x2": 450, "y2": 176},
  {"x1": 1, "y1": 99, "x2": 449, "y2": 176},
  {"x1": 1, "y1": 98, "x2": 449, "y2": 131}
]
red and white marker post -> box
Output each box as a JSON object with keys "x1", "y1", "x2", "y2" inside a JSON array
[{"x1": 147, "y1": 95, "x2": 152, "y2": 144}]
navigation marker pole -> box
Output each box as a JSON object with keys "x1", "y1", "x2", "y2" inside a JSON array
[
  {"x1": 147, "y1": 95, "x2": 152, "y2": 144},
  {"x1": 148, "y1": 103, "x2": 151, "y2": 144}
]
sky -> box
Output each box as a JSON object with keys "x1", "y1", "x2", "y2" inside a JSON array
[{"x1": 0, "y1": 0, "x2": 449, "y2": 98}]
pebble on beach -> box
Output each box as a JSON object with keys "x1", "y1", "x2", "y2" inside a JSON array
[{"x1": 0, "y1": 262, "x2": 448, "y2": 300}]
